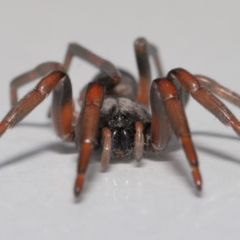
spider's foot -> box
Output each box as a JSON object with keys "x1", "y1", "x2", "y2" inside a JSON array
[
  {"x1": 192, "y1": 167, "x2": 202, "y2": 191},
  {"x1": 74, "y1": 173, "x2": 84, "y2": 196}
]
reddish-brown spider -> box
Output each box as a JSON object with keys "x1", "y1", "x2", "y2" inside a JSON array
[{"x1": 1, "y1": 38, "x2": 240, "y2": 196}]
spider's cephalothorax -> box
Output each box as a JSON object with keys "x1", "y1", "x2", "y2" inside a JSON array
[
  {"x1": 1, "y1": 37, "x2": 240, "y2": 197},
  {"x1": 98, "y1": 96, "x2": 151, "y2": 157}
]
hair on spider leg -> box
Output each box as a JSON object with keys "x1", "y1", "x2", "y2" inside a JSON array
[
  {"x1": 18, "y1": 121, "x2": 52, "y2": 128},
  {"x1": 1, "y1": 38, "x2": 240, "y2": 198}
]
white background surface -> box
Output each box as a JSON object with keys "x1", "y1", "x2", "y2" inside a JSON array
[{"x1": 0, "y1": 1, "x2": 240, "y2": 239}]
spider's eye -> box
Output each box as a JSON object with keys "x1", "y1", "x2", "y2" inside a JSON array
[{"x1": 121, "y1": 114, "x2": 128, "y2": 121}]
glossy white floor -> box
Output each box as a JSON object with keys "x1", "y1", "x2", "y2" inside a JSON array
[{"x1": 1, "y1": 1, "x2": 240, "y2": 239}]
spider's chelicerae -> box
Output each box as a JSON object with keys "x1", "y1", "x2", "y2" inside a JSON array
[{"x1": 1, "y1": 37, "x2": 240, "y2": 196}]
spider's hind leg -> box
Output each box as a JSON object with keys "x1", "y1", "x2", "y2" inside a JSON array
[
  {"x1": 168, "y1": 69, "x2": 240, "y2": 136},
  {"x1": 0, "y1": 71, "x2": 75, "y2": 142},
  {"x1": 10, "y1": 62, "x2": 65, "y2": 107},
  {"x1": 195, "y1": 74, "x2": 240, "y2": 107},
  {"x1": 134, "y1": 37, "x2": 165, "y2": 107}
]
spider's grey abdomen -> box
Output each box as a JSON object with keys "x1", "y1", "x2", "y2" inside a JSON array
[{"x1": 93, "y1": 69, "x2": 138, "y2": 100}]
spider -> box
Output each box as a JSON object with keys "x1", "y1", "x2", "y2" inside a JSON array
[{"x1": 0, "y1": 37, "x2": 240, "y2": 197}]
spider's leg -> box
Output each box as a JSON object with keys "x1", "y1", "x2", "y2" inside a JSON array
[
  {"x1": 134, "y1": 121, "x2": 144, "y2": 162},
  {"x1": 195, "y1": 74, "x2": 240, "y2": 107},
  {"x1": 134, "y1": 38, "x2": 151, "y2": 106},
  {"x1": 10, "y1": 62, "x2": 65, "y2": 107},
  {"x1": 74, "y1": 67, "x2": 125, "y2": 195},
  {"x1": 74, "y1": 82, "x2": 105, "y2": 196},
  {"x1": 149, "y1": 79, "x2": 172, "y2": 151},
  {"x1": 51, "y1": 73, "x2": 75, "y2": 141},
  {"x1": 101, "y1": 128, "x2": 112, "y2": 168},
  {"x1": 152, "y1": 78, "x2": 202, "y2": 190},
  {"x1": 168, "y1": 69, "x2": 240, "y2": 136},
  {"x1": 63, "y1": 43, "x2": 121, "y2": 85},
  {"x1": 134, "y1": 38, "x2": 165, "y2": 107},
  {"x1": 148, "y1": 42, "x2": 164, "y2": 78},
  {"x1": 0, "y1": 71, "x2": 75, "y2": 142},
  {"x1": 77, "y1": 85, "x2": 87, "y2": 107}
]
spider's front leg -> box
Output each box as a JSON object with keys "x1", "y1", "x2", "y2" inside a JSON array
[
  {"x1": 62, "y1": 42, "x2": 123, "y2": 195},
  {"x1": 74, "y1": 71, "x2": 126, "y2": 195},
  {"x1": 74, "y1": 82, "x2": 105, "y2": 195},
  {"x1": 150, "y1": 78, "x2": 202, "y2": 190}
]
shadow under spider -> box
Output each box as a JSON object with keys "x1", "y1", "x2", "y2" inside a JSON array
[
  {"x1": 1, "y1": 121, "x2": 240, "y2": 195},
  {"x1": 0, "y1": 142, "x2": 77, "y2": 169},
  {"x1": 18, "y1": 122, "x2": 52, "y2": 128},
  {"x1": 1, "y1": 122, "x2": 240, "y2": 168}
]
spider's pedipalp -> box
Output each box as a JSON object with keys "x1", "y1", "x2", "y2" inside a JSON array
[
  {"x1": 134, "y1": 121, "x2": 144, "y2": 162},
  {"x1": 101, "y1": 128, "x2": 112, "y2": 168}
]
